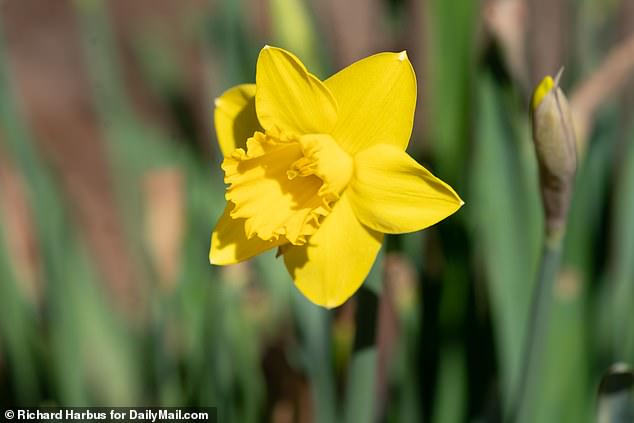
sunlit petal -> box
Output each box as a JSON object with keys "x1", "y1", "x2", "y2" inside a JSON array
[
  {"x1": 348, "y1": 144, "x2": 463, "y2": 234},
  {"x1": 256, "y1": 46, "x2": 338, "y2": 135},
  {"x1": 325, "y1": 51, "x2": 416, "y2": 154},
  {"x1": 282, "y1": 194, "x2": 383, "y2": 308}
]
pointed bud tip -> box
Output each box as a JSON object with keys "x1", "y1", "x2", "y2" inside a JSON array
[
  {"x1": 554, "y1": 66, "x2": 565, "y2": 86},
  {"x1": 398, "y1": 50, "x2": 408, "y2": 61}
]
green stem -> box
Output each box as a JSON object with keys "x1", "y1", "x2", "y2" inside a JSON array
[
  {"x1": 344, "y1": 287, "x2": 379, "y2": 423},
  {"x1": 344, "y1": 251, "x2": 383, "y2": 423},
  {"x1": 292, "y1": 292, "x2": 338, "y2": 423},
  {"x1": 508, "y1": 237, "x2": 562, "y2": 423}
]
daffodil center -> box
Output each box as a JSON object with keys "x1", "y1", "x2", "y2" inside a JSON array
[
  {"x1": 288, "y1": 134, "x2": 353, "y2": 201},
  {"x1": 222, "y1": 130, "x2": 353, "y2": 245}
]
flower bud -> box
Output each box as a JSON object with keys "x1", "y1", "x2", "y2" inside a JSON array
[{"x1": 531, "y1": 70, "x2": 577, "y2": 242}]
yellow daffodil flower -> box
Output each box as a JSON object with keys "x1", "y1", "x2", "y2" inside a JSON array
[{"x1": 210, "y1": 45, "x2": 463, "y2": 308}]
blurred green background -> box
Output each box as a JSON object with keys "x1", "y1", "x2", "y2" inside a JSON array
[{"x1": 0, "y1": 0, "x2": 633, "y2": 422}]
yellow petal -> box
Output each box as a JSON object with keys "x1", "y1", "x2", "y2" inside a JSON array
[
  {"x1": 214, "y1": 84, "x2": 263, "y2": 156},
  {"x1": 210, "y1": 203, "x2": 285, "y2": 265},
  {"x1": 348, "y1": 144, "x2": 463, "y2": 234},
  {"x1": 530, "y1": 75, "x2": 554, "y2": 114},
  {"x1": 282, "y1": 194, "x2": 383, "y2": 308},
  {"x1": 255, "y1": 46, "x2": 338, "y2": 135},
  {"x1": 325, "y1": 51, "x2": 416, "y2": 155}
]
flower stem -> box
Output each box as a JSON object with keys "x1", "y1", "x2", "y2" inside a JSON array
[
  {"x1": 344, "y1": 251, "x2": 383, "y2": 423},
  {"x1": 508, "y1": 234, "x2": 563, "y2": 423},
  {"x1": 344, "y1": 287, "x2": 379, "y2": 423}
]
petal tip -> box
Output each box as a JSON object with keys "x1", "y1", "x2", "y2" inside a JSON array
[
  {"x1": 554, "y1": 66, "x2": 565, "y2": 86},
  {"x1": 398, "y1": 50, "x2": 408, "y2": 61},
  {"x1": 324, "y1": 298, "x2": 345, "y2": 309},
  {"x1": 301, "y1": 292, "x2": 348, "y2": 309}
]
